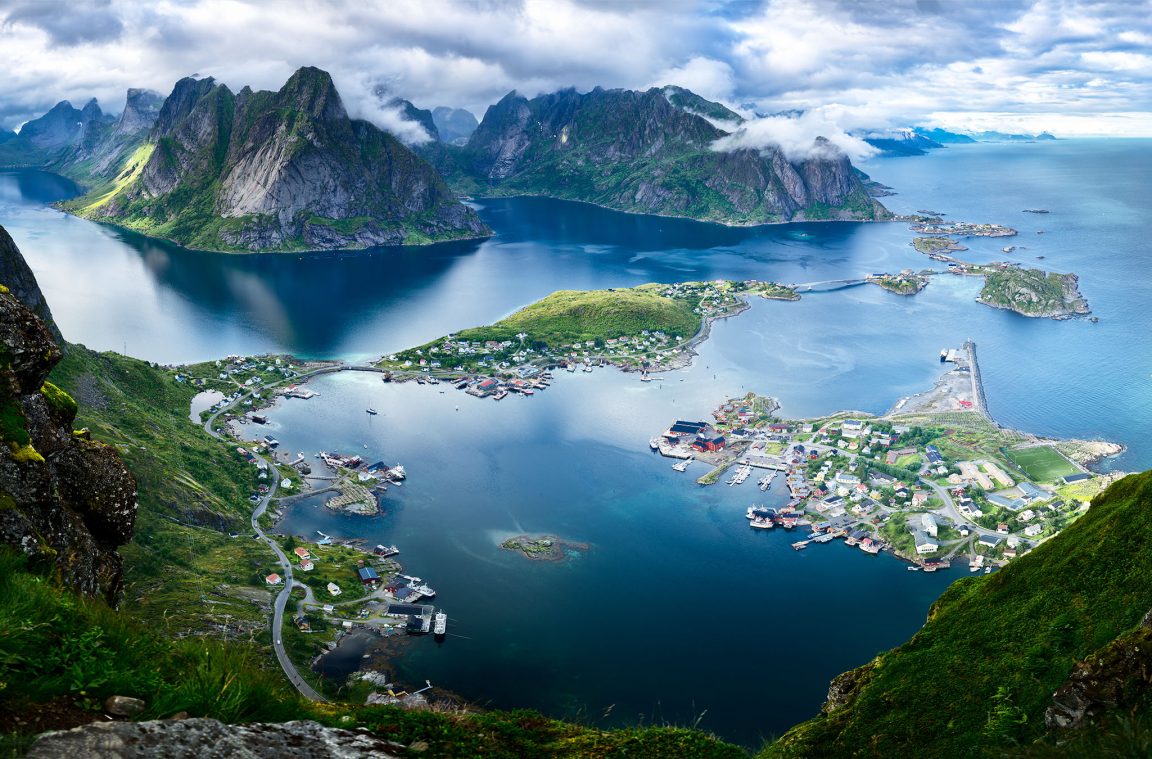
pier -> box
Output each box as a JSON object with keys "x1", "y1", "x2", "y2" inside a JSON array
[{"x1": 965, "y1": 339, "x2": 992, "y2": 422}]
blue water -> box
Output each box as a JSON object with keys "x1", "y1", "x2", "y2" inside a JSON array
[{"x1": 2, "y1": 139, "x2": 1150, "y2": 746}]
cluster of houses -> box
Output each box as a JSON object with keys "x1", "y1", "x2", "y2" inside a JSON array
[{"x1": 386, "y1": 325, "x2": 683, "y2": 377}]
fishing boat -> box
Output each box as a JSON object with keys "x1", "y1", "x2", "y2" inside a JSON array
[
  {"x1": 434, "y1": 612, "x2": 447, "y2": 637},
  {"x1": 649, "y1": 437, "x2": 661, "y2": 451}
]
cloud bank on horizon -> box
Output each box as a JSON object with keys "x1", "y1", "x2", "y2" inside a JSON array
[{"x1": 1, "y1": 0, "x2": 1150, "y2": 147}]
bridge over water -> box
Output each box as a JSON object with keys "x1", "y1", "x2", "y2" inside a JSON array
[{"x1": 788, "y1": 278, "x2": 870, "y2": 293}]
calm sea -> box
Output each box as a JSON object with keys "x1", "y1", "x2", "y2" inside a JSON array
[{"x1": 2, "y1": 139, "x2": 1148, "y2": 745}]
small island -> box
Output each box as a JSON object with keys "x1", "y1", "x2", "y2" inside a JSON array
[
  {"x1": 500, "y1": 535, "x2": 590, "y2": 561},
  {"x1": 866, "y1": 270, "x2": 929, "y2": 295},
  {"x1": 977, "y1": 267, "x2": 1090, "y2": 319}
]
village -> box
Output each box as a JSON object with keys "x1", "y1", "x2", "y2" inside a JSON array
[
  {"x1": 651, "y1": 344, "x2": 1116, "y2": 572},
  {"x1": 374, "y1": 278, "x2": 798, "y2": 393}
]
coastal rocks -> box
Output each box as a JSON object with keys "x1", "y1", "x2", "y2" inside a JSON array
[
  {"x1": 0, "y1": 249, "x2": 137, "y2": 604},
  {"x1": 326, "y1": 482, "x2": 379, "y2": 516},
  {"x1": 1045, "y1": 609, "x2": 1152, "y2": 731},
  {"x1": 26, "y1": 718, "x2": 405, "y2": 758},
  {"x1": 499, "y1": 534, "x2": 589, "y2": 561}
]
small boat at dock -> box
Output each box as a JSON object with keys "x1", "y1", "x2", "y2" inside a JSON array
[
  {"x1": 907, "y1": 566, "x2": 920, "y2": 571},
  {"x1": 434, "y1": 611, "x2": 447, "y2": 637},
  {"x1": 791, "y1": 540, "x2": 809, "y2": 551},
  {"x1": 672, "y1": 458, "x2": 692, "y2": 472}
]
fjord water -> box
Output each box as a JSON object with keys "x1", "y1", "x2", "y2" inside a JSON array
[{"x1": 2, "y1": 139, "x2": 1150, "y2": 745}]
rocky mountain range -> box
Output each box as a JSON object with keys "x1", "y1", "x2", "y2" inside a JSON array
[
  {"x1": 54, "y1": 67, "x2": 489, "y2": 252},
  {"x1": 429, "y1": 85, "x2": 888, "y2": 224}
]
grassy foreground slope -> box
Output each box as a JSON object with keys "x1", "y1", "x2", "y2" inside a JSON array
[
  {"x1": 762, "y1": 469, "x2": 1152, "y2": 758},
  {"x1": 49, "y1": 345, "x2": 275, "y2": 635}
]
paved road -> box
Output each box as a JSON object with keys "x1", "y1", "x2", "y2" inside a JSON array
[{"x1": 202, "y1": 376, "x2": 338, "y2": 702}]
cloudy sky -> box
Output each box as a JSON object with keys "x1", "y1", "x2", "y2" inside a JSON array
[{"x1": 1, "y1": 0, "x2": 1150, "y2": 139}]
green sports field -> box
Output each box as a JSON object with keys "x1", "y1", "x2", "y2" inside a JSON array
[{"x1": 1005, "y1": 445, "x2": 1080, "y2": 482}]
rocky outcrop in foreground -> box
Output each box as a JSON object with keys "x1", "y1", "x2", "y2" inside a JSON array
[
  {"x1": 0, "y1": 233, "x2": 136, "y2": 603},
  {"x1": 1046, "y1": 608, "x2": 1152, "y2": 731},
  {"x1": 26, "y1": 719, "x2": 404, "y2": 758}
]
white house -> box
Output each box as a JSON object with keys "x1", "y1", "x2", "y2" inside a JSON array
[
  {"x1": 920, "y1": 512, "x2": 938, "y2": 537},
  {"x1": 912, "y1": 530, "x2": 939, "y2": 554},
  {"x1": 326, "y1": 582, "x2": 343, "y2": 596}
]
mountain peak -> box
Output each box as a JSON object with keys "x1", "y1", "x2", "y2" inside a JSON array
[{"x1": 279, "y1": 66, "x2": 345, "y2": 121}]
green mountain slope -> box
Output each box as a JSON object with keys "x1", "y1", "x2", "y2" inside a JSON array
[
  {"x1": 763, "y1": 469, "x2": 1152, "y2": 758},
  {"x1": 60, "y1": 67, "x2": 490, "y2": 252},
  {"x1": 426, "y1": 86, "x2": 887, "y2": 225}
]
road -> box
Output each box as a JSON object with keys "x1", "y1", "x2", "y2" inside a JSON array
[{"x1": 202, "y1": 374, "x2": 335, "y2": 702}]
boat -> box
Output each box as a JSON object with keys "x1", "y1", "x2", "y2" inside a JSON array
[
  {"x1": 316, "y1": 531, "x2": 333, "y2": 546},
  {"x1": 366, "y1": 408, "x2": 378, "y2": 415},
  {"x1": 583, "y1": 364, "x2": 593, "y2": 373},
  {"x1": 984, "y1": 566, "x2": 992, "y2": 574},
  {"x1": 791, "y1": 541, "x2": 809, "y2": 551},
  {"x1": 387, "y1": 465, "x2": 406, "y2": 480},
  {"x1": 640, "y1": 374, "x2": 652, "y2": 382},
  {"x1": 649, "y1": 437, "x2": 661, "y2": 451},
  {"x1": 749, "y1": 516, "x2": 774, "y2": 529},
  {"x1": 907, "y1": 566, "x2": 920, "y2": 571},
  {"x1": 566, "y1": 364, "x2": 576, "y2": 373},
  {"x1": 412, "y1": 584, "x2": 436, "y2": 599},
  {"x1": 433, "y1": 612, "x2": 447, "y2": 637},
  {"x1": 493, "y1": 389, "x2": 509, "y2": 401},
  {"x1": 672, "y1": 458, "x2": 692, "y2": 472}
]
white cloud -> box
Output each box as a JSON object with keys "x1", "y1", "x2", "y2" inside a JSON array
[
  {"x1": 0, "y1": 0, "x2": 1149, "y2": 137},
  {"x1": 711, "y1": 111, "x2": 877, "y2": 163}
]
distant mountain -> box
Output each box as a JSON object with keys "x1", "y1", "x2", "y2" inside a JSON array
[
  {"x1": 0, "y1": 99, "x2": 114, "y2": 166},
  {"x1": 61, "y1": 67, "x2": 489, "y2": 252},
  {"x1": 863, "y1": 129, "x2": 945, "y2": 156},
  {"x1": 50, "y1": 88, "x2": 165, "y2": 179},
  {"x1": 913, "y1": 127, "x2": 977, "y2": 144},
  {"x1": 972, "y1": 129, "x2": 1057, "y2": 142},
  {"x1": 430, "y1": 85, "x2": 887, "y2": 225},
  {"x1": 431, "y1": 106, "x2": 478, "y2": 145},
  {"x1": 373, "y1": 87, "x2": 439, "y2": 142}
]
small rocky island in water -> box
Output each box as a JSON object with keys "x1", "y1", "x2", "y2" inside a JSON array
[{"x1": 500, "y1": 535, "x2": 590, "y2": 561}]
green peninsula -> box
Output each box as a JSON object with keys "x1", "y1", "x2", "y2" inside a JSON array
[
  {"x1": 978, "y1": 267, "x2": 1091, "y2": 319},
  {"x1": 379, "y1": 279, "x2": 797, "y2": 375}
]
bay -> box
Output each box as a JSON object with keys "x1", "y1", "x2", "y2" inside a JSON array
[{"x1": 2, "y1": 139, "x2": 1150, "y2": 745}]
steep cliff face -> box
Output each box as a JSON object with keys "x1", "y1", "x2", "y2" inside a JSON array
[
  {"x1": 72, "y1": 67, "x2": 489, "y2": 252},
  {"x1": 448, "y1": 86, "x2": 886, "y2": 224},
  {"x1": 0, "y1": 224, "x2": 59, "y2": 341},
  {"x1": 0, "y1": 253, "x2": 137, "y2": 605}
]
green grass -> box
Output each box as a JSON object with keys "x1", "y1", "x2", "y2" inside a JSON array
[
  {"x1": 464, "y1": 288, "x2": 701, "y2": 348},
  {"x1": 978, "y1": 268, "x2": 1084, "y2": 317},
  {"x1": 1004, "y1": 446, "x2": 1080, "y2": 483},
  {"x1": 762, "y1": 468, "x2": 1152, "y2": 758},
  {"x1": 48, "y1": 344, "x2": 274, "y2": 634}
]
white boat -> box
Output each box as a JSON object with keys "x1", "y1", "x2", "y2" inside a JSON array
[
  {"x1": 583, "y1": 364, "x2": 593, "y2": 372},
  {"x1": 387, "y1": 464, "x2": 406, "y2": 480},
  {"x1": 750, "y1": 516, "x2": 774, "y2": 529},
  {"x1": 434, "y1": 612, "x2": 447, "y2": 636},
  {"x1": 649, "y1": 437, "x2": 661, "y2": 450},
  {"x1": 672, "y1": 457, "x2": 692, "y2": 472},
  {"x1": 640, "y1": 374, "x2": 652, "y2": 382},
  {"x1": 413, "y1": 584, "x2": 436, "y2": 599},
  {"x1": 366, "y1": 408, "x2": 378, "y2": 415},
  {"x1": 907, "y1": 566, "x2": 920, "y2": 571}
]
